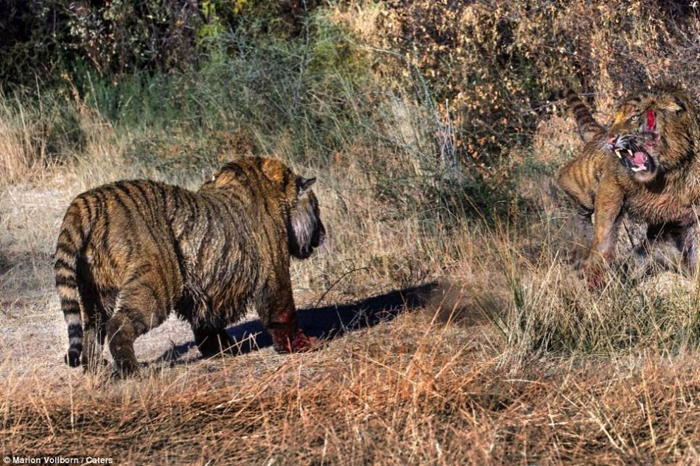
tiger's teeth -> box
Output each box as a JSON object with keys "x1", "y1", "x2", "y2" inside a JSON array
[
  {"x1": 615, "y1": 149, "x2": 622, "y2": 159},
  {"x1": 627, "y1": 149, "x2": 634, "y2": 157}
]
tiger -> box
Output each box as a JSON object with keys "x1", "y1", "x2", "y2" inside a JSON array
[
  {"x1": 552, "y1": 89, "x2": 608, "y2": 256},
  {"x1": 555, "y1": 85, "x2": 700, "y2": 283},
  {"x1": 55, "y1": 156, "x2": 326, "y2": 376}
]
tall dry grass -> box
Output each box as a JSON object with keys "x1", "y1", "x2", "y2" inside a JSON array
[
  {"x1": 0, "y1": 97, "x2": 51, "y2": 185},
  {"x1": 2, "y1": 318, "x2": 699, "y2": 464}
]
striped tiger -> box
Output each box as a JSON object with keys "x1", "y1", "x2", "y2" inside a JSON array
[
  {"x1": 555, "y1": 85, "x2": 700, "y2": 284},
  {"x1": 55, "y1": 156, "x2": 325, "y2": 375},
  {"x1": 554, "y1": 88, "x2": 609, "y2": 218}
]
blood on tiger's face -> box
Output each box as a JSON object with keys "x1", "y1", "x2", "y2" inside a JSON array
[{"x1": 603, "y1": 89, "x2": 691, "y2": 183}]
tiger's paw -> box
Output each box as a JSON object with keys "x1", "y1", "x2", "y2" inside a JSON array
[
  {"x1": 272, "y1": 329, "x2": 321, "y2": 353},
  {"x1": 583, "y1": 257, "x2": 610, "y2": 289}
]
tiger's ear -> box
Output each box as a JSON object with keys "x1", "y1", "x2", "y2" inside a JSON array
[
  {"x1": 661, "y1": 95, "x2": 685, "y2": 113},
  {"x1": 297, "y1": 177, "x2": 316, "y2": 194},
  {"x1": 671, "y1": 96, "x2": 686, "y2": 113}
]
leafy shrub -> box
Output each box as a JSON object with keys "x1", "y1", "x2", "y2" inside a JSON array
[{"x1": 373, "y1": 0, "x2": 700, "y2": 171}]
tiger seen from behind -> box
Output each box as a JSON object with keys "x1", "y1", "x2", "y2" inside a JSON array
[{"x1": 55, "y1": 156, "x2": 325, "y2": 376}]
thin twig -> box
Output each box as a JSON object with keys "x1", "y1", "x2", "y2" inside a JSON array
[{"x1": 313, "y1": 266, "x2": 369, "y2": 309}]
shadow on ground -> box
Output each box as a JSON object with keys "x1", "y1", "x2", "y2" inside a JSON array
[{"x1": 156, "y1": 283, "x2": 437, "y2": 364}]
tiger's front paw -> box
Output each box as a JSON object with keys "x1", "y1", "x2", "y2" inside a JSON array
[
  {"x1": 583, "y1": 256, "x2": 610, "y2": 289},
  {"x1": 272, "y1": 328, "x2": 320, "y2": 353}
]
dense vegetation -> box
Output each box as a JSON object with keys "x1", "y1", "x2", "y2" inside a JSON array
[{"x1": 3, "y1": 1, "x2": 699, "y2": 213}]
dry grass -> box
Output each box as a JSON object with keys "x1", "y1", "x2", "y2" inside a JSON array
[
  {"x1": 2, "y1": 319, "x2": 699, "y2": 464},
  {"x1": 0, "y1": 99, "x2": 49, "y2": 186},
  {"x1": 2, "y1": 152, "x2": 699, "y2": 463},
  {"x1": 2, "y1": 1, "x2": 700, "y2": 464}
]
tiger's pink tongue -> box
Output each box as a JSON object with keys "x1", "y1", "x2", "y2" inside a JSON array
[{"x1": 633, "y1": 151, "x2": 647, "y2": 167}]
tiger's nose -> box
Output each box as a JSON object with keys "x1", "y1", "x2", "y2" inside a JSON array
[{"x1": 604, "y1": 135, "x2": 617, "y2": 148}]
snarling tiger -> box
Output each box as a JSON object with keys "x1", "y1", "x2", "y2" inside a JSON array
[{"x1": 556, "y1": 85, "x2": 700, "y2": 283}]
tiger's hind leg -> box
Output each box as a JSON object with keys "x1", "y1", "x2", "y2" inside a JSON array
[
  {"x1": 106, "y1": 268, "x2": 173, "y2": 376},
  {"x1": 81, "y1": 304, "x2": 107, "y2": 371},
  {"x1": 76, "y1": 262, "x2": 109, "y2": 372}
]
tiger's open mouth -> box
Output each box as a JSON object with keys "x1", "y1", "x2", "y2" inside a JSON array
[
  {"x1": 613, "y1": 144, "x2": 654, "y2": 173},
  {"x1": 606, "y1": 108, "x2": 660, "y2": 176}
]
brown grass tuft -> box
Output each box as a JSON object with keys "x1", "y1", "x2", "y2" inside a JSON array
[{"x1": 425, "y1": 279, "x2": 508, "y2": 328}]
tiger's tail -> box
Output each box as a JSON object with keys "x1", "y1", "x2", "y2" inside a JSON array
[
  {"x1": 54, "y1": 194, "x2": 95, "y2": 367},
  {"x1": 552, "y1": 88, "x2": 606, "y2": 143}
]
